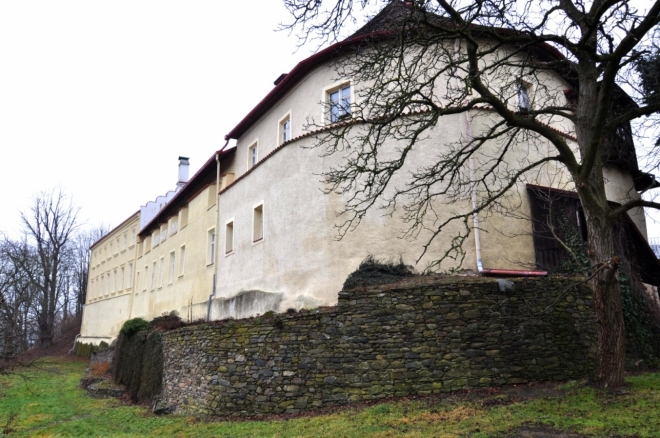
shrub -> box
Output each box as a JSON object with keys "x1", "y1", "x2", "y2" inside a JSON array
[
  {"x1": 119, "y1": 318, "x2": 150, "y2": 337},
  {"x1": 343, "y1": 255, "x2": 415, "y2": 290},
  {"x1": 151, "y1": 313, "x2": 183, "y2": 331},
  {"x1": 90, "y1": 361, "x2": 111, "y2": 377}
]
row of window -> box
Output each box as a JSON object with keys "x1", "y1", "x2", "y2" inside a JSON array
[
  {"x1": 224, "y1": 204, "x2": 264, "y2": 255},
  {"x1": 89, "y1": 262, "x2": 134, "y2": 300},
  {"x1": 246, "y1": 83, "x2": 353, "y2": 171},
  {"x1": 138, "y1": 245, "x2": 186, "y2": 292},
  {"x1": 93, "y1": 227, "x2": 137, "y2": 266}
]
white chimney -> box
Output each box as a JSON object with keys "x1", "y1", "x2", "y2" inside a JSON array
[{"x1": 177, "y1": 156, "x2": 190, "y2": 188}]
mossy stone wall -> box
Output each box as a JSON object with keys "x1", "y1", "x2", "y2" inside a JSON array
[{"x1": 160, "y1": 277, "x2": 597, "y2": 416}]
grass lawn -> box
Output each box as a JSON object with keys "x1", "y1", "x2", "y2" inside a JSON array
[{"x1": 1, "y1": 357, "x2": 659, "y2": 437}]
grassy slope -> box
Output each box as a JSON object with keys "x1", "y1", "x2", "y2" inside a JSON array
[{"x1": 1, "y1": 358, "x2": 659, "y2": 437}]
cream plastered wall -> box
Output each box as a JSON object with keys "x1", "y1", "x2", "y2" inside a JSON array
[
  {"x1": 79, "y1": 213, "x2": 139, "y2": 344},
  {"x1": 217, "y1": 48, "x2": 646, "y2": 313},
  {"x1": 130, "y1": 183, "x2": 219, "y2": 323}
]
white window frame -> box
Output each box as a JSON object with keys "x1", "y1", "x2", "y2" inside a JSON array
[
  {"x1": 252, "y1": 202, "x2": 264, "y2": 244},
  {"x1": 278, "y1": 111, "x2": 292, "y2": 145},
  {"x1": 248, "y1": 140, "x2": 259, "y2": 169},
  {"x1": 225, "y1": 219, "x2": 235, "y2": 255},
  {"x1": 169, "y1": 251, "x2": 176, "y2": 284},
  {"x1": 323, "y1": 81, "x2": 353, "y2": 124},
  {"x1": 128, "y1": 263, "x2": 133, "y2": 288},
  {"x1": 159, "y1": 257, "x2": 165, "y2": 288},
  {"x1": 151, "y1": 261, "x2": 157, "y2": 291},
  {"x1": 518, "y1": 79, "x2": 533, "y2": 111},
  {"x1": 120, "y1": 266, "x2": 125, "y2": 291},
  {"x1": 179, "y1": 245, "x2": 186, "y2": 277},
  {"x1": 207, "y1": 228, "x2": 216, "y2": 265}
]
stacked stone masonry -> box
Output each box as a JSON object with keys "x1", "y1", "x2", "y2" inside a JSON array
[{"x1": 160, "y1": 277, "x2": 597, "y2": 416}]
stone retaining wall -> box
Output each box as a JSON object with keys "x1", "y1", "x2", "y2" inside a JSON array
[{"x1": 160, "y1": 277, "x2": 597, "y2": 416}]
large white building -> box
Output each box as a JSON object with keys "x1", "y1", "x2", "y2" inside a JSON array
[{"x1": 79, "y1": 1, "x2": 659, "y2": 345}]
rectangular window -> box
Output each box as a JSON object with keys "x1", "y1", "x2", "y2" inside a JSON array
[
  {"x1": 115, "y1": 238, "x2": 120, "y2": 254},
  {"x1": 113, "y1": 270, "x2": 117, "y2": 292},
  {"x1": 153, "y1": 231, "x2": 160, "y2": 248},
  {"x1": 179, "y1": 245, "x2": 186, "y2": 276},
  {"x1": 518, "y1": 80, "x2": 532, "y2": 111},
  {"x1": 159, "y1": 257, "x2": 164, "y2": 288},
  {"x1": 101, "y1": 275, "x2": 105, "y2": 295},
  {"x1": 151, "y1": 261, "x2": 157, "y2": 290},
  {"x1": 248, "y1": 142, "x2": 258, "y2": 168},
  {"x1": 208, "y1": 229, "x2": 216, "y2": 265},
  {"x1": 143, "y1": 266, "x2": 148, "y2": 291},
  {"x1": 169, "y1": 251, "x2": 176, "y2": 284},
  {"x1": 128, "y1": 263, "x2": 133, "y2": 288},
  {"x1": 107, "y1": 273, "x2": 111, "y2": 295},
  {"x1": 180, "y1": 207, "x2": 189, "y2": 229},
  {"x1": 161, "y1": 225, "x2": 167, "y2": 243},
  {"x1": 136, "y1": 271, "x2": 140, "y2": 292},
  {"x1": 253, "y1": 204, "x2": 264, "y2": 242},
  {"x1": 131, "y1": 228, "x2": 136, "y2": 246},
  {"x1": 329, "y1": 84, "x2": 351, "y2": 123},
  {"x1": 120, "y1": 267, "x2": 125, "y2": 291},
  {"x1": 123, "y1": 234, "x2": 127, "y2": 250},
  {"x1": 144, "y1": 236, "x2": 151, "y2": 254},
  {"x1": 280, "y1": 116, "x2": 291, "y2": 144},
  {"x1": 169, "y1": 217, "x2": 178, "y2": 235},
  {"x1": 225, "y1": 221, "x2": 234, "y2": 254}
]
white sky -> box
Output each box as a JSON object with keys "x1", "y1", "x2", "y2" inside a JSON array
[{"x1": 1, "y1": 1, "x2": 659, "y2": 240}]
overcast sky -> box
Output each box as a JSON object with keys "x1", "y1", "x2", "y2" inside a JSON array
[{"x1": 1, "y1": 1, "x2": 658, "y2": 241}]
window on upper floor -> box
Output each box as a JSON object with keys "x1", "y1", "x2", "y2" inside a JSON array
[
  {"x1": 151, "y1": 261, "x2": 157, "y2": 291},
  {"x1": 159, "y1": 257, "x2": 164, "y2": 288},
  {"x1": 160, "y1": 224, "x2": 167, "y2": 243},
  {"x1": 253, "y1": 204, "x2": 264, "y2": 243},
  {"x1": 123, "y1": 234, "x2": 127, "y2": 251},
  {"x1": 518, "y1": 80, "x2": 532, "y2": 112},
  {"x1": 208, "y1": 183, "x2": 217, "y2": 209},
  {"x1": 328, "y1": 84, "x2": 351, "y2": 123},
  {"x1": 169, "y1": 251, "x2": 176, "y2": 284},
  {"x1": 120, "y1": 266, "x2": 125, "y2": 291},
  {"x1": 280, "y1": 114, "x2": 291, "y2": 144},
  {"x1": 115, "y1": 238, "x2": 120, "y2": 254},
  {"x1": 179, "y1": 207, "x2": 189, "y2": 229},
  {"x1": 169, "y1": 216, "x2": 178, "y2": 236},
  {"x1": 179, "y1": 245, "x2": 186, "y2": 276},
  {"x1": 131, "y1": 228, "x2": 136, "y2": 246},
  {"x1": 153, "y1": 230, "x2": 160, "y2": 248},
  {"x1": 128, "y1": 263, "x2": 133, "y2": 288},
  {"x1": 248, "y1": 142, "x2": 259, "y2": 168},
  {"x1": 225, "y1": 220, "x2": 234, "y2": 254},
  {"x1": 208, "y1": 228, "x2": 216, "y2": 265}
]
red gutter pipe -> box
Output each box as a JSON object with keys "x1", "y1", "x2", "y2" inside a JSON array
[{"x1": 481, "y1": 269, "x2": 548, "y2": 277}]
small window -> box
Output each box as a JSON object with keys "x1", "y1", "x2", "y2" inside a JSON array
[
  {"x1": 113, "y1": 270, "x2": 117, "y2": 292},
  {"x1": 136, "y1": 271, "x2": 140, "y2": 292},
  {"x1": 153, "y1": 231, "x2": 160, "y2": 248},
  {"x1": 144, "y1": 236, "x2": 151, "y2": 254},
  {"x1": 101, "y1": 275, "x2": 105, "y2": 295},
  {"x1": 161, "y1": 225, "x2": 167, "y2": 243},
  {"x1": 253, "y1": 204, "x2": 264, "y2": 242},
  {"x1": 248, "y1": 142, "x2": 258, "y2": 168},
  {"x1": 169, "y1": 217, "x2": 178, "y2": 235},
  {"x1": 328, "y1": 84, "x2": 351, "y2": 123},
  {"x1": 131, "y1": 228, "x2": 136, "y2": 246},
  {"x1": 518, "y1": 80, "x2": 532, "y2": 111},
  {"x1": 115, "y1": 238, "x2": 120, "y2": 254},
  {"x1": 123, "y1": 234, "x2": 127, "y2": 250},
  {"x1": 208, "y1": 228, "x2": 216, "y2": 265},
  {"x1": 179, "y1": 245, "x2": 186, "y2": 276},
  {"x1": 180, "y1": 207, "x2": 189, "y2": 229},
  {"x1": 159, "y1": 257, "x2": 164, "y2": 288},
  {"x1": 151, "y1": 261, "x2": 157, "y2": 291},
  {"x1": 169, "y1": 251, "x2": 176, "y2": 284},
  {"x1": 225, "y1": 221, "x2": 234, "y2": 254},
  {"x1": 106, "y1": 273, "x2": 111, "y2": 295},
  {"x1": 120, "y1": 267, "x2": 125, "y2": 291},
  {"x1": 280, "y1": 115, "x2": 291, "y2": 144},
  {"x1": 144, "y1": 265, "x2": 149, "y2": 291},
  {"x1": 128, "y1": 263, "x2": 133, "y2": 288}
]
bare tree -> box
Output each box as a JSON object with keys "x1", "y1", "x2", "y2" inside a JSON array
[
  {"x1": 70, "y1": 225, "x2": 109, "y2": 317},
  {"x1": 15, "y1": 189, "x2": 80, "y2": 348},
  {"x1": 283, "y1": 0, "x2": 660, "y2": 388}
]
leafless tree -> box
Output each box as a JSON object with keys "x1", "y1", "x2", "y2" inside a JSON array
[
  {"x1": 283, "y1": 0, "x2": 660, "y2": 388},
  {"x1": 70, "y1": 225, "x2": 109, "y2": 318},
  {"x1": 13, "y1": 189, "x2": 80, "y2": 348}
]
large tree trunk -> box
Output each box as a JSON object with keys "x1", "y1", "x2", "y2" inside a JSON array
[{"x1": 585, "y1": 211, "x2": 626, "y2": 388}]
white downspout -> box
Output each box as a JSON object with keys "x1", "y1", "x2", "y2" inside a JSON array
[
  {"x1": 207, "y1": 152, "x2": 222, "y2": 321},
  {"x1": 466, "y1": 111, "x2": 484, "y2": 273}
]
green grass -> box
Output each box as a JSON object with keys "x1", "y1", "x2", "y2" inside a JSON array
[{"x1": 1, "y1": 358, "x2": 660, "y2": 437}]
